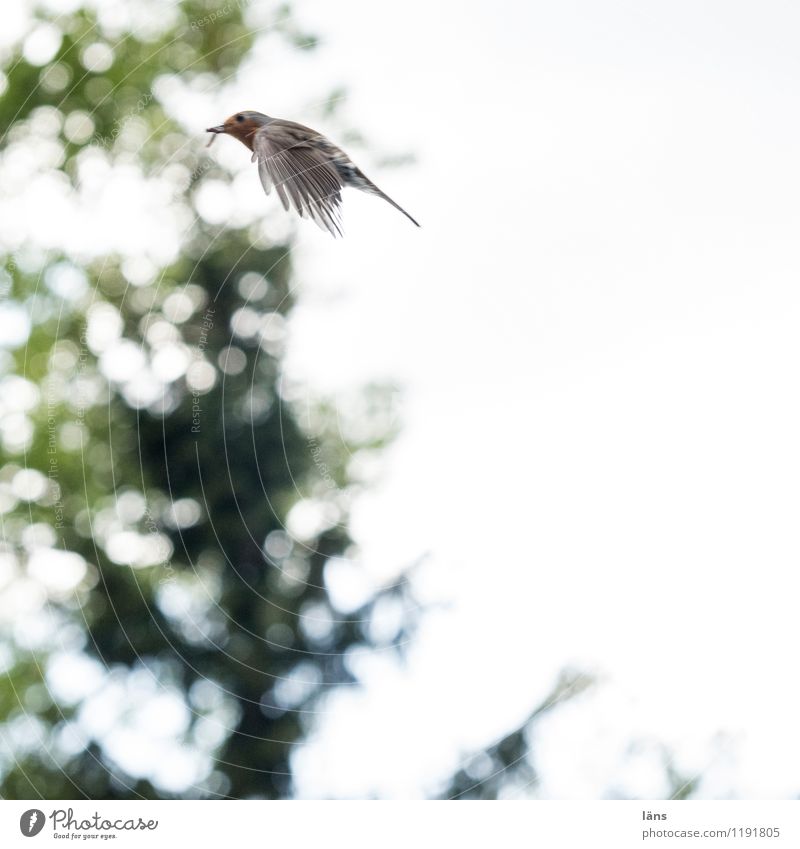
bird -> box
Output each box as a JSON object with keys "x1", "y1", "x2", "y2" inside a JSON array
[{"x1": 206, "y1": 111, "x2": 420, "y2": 237}]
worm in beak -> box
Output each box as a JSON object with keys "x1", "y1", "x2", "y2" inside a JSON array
[{"x1": 205, "y1": 125, "x2": 225, "y2": 147}]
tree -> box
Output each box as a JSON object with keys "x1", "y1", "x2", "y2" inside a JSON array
[
  {"x1": 0, "y1": 0, "x2": 599, "y2": 801},
  {"x1": 445, "y1": 671, "x2": 593, "y2": 800},
  {"x1": 0, "y1": 0, "x2": 413, "y2": 799}
]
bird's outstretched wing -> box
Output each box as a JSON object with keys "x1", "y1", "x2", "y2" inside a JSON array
[{"x1": 251, "y1": 121, "x2": 346, "y2": 237}]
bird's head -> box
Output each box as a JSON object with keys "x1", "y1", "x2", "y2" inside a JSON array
[{"x1": 206, "y1": 111, "x2": 269, "y2": 148}]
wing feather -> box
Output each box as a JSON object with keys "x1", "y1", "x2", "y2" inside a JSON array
[{"x1": 252, "y1": 122, "x2": 345, "y2": 237}]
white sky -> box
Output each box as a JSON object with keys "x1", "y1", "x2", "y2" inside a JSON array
[
  {"x1": 274, "y1": 0, "x2": 800, "y2": 798},
  {"x1": 4, "y1": 0, "x2": 800, "y2": 799}
]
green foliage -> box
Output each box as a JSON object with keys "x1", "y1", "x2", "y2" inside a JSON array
[
  {"x1": 0, "y1": 0, "x2": 595, "y2": 802},
  {"x1": 445, "y1": 671, "x2": 594, "y2": 800},
  {"x1": 0, "y1": 1, "x2": 412, "y2": 799}
]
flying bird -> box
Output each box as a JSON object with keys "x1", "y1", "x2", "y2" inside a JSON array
[{"x1": 206, "y1": 111, "x2": 420, "y2": 237}]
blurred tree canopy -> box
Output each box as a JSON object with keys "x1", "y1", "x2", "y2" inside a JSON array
[
  {"x1": 0, "y1": 0, "x2": 419, "y2": 799},
  {"x1": 0, "y1": 0, "x2": 597, "y2": 801}
]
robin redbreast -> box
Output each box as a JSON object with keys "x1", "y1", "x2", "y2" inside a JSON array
[{"x1": 206, "y1": 111, "x2": 420, "y2": 237}]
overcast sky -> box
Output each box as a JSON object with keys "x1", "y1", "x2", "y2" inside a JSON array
[{"x1": 273, "y1": 0, "x2": 800, "y2": 798}]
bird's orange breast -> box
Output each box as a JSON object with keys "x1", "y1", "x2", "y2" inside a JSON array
[{"x1": 224, "y1": 116, "x2": 263, "y2": 150}]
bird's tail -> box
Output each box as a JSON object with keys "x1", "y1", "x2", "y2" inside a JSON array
[{"x1": 358, "y1": 174, "x2": 420, "y2": 227}]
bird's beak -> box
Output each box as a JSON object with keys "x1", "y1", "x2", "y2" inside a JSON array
[{"x1": 205, "y1": 125, "x2": 225, "y2": 148}]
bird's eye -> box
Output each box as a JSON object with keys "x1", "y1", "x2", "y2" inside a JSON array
[{"x1": 235, "y1": 114, "x2": 244, "y2": 123}]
